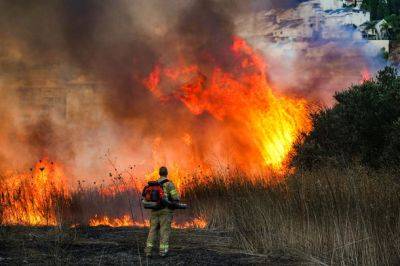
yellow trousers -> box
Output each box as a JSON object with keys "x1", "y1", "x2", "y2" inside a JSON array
[{"x1": 145, "y1": 208, "x2": 173, "y2": 254}]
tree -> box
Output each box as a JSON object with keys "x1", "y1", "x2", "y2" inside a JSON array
[
  {"x1": 361, "y1": 0, "x2": 400, "y2": 20},
  {"x1": 384, "y1": 14, "x2": 400, "y2": 40},
  {"x1": 380, "y1": 20, "x2": 391, "y2": 39},
  {"x1": 293, "y1": 67, "x2": 400, "y2": 169}
]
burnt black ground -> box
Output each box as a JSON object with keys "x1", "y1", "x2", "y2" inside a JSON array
[{"x1": 0, "y1": 226, "x2": 300, "y2": 265}]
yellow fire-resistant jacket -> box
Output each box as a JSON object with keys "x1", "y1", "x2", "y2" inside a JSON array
[{"x1": 154, "y1": 176, "x2": 180, "y2": 212}]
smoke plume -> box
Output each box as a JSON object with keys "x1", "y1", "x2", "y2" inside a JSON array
[{"x1": 0, "y1": 0, "x2": 385, "y2": 182}]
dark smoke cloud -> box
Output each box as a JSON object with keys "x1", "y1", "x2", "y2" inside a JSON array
[{"x1": 177, "y1": 0, "x2": 236, "y2": 70}]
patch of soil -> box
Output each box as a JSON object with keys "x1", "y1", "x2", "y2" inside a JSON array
[{"x1": 0, "y1": 226, "x2": 299, "y2": 265}]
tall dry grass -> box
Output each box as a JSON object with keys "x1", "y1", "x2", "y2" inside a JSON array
[{"x1": 186, "y1": 165, "x2": 400, "y2": 265}]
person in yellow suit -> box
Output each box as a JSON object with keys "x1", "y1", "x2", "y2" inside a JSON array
[{"x1": 145, "y1": 166, "x2": 180, "y2": 258}]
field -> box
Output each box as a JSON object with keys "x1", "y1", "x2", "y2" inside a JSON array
[{"x1": 2, "y1": 165, "x2": 399, "y2": 265}]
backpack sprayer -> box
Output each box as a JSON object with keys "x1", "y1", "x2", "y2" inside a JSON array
[{"x1": 142, "y1": 180, "x2": 187, "y2": 210}]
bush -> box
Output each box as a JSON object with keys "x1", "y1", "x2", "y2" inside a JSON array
[{"x1": 293, "y1": 66, "x2": 400, "y2": 169}]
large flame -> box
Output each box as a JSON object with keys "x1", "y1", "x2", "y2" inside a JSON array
[
  {"x1": 0, "y1": 38, "x2": 312, "y2": 227},
  {"x1": 144, "y1": 36, "x2": 312, "y2": 172}
]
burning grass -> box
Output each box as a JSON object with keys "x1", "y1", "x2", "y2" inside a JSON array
[
  {"x1": 0, "y1": 159, "x2": 69, "y2": 226},
  {"x1": 0, "y1": 159, "x2": 207, "y2": 229},
  {"x1": 88, "y1": 214, "x2": 206, "y2": 229}
]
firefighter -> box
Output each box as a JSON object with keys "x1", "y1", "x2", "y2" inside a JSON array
[{"x1": 145, "y1": 166, "x2": 180, "y2": 258}]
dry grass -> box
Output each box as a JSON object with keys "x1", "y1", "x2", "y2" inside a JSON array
[
  {"x1": 2, "y1": 162, "x2": 400, "y2": 264},
  {"x1": 186, "y1": 165, "x2": 400, "y2": 265}
]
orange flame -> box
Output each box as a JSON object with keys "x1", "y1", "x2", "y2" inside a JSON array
[
  {"x1": 0, "y1": 159, "x2": 69, "y2": 226},
  {"x1": 88, "y1": 214, "x2": 207, "y2": 229},
  {"x1": 172, "y1": 217, "x2": 207, "y2": 229},
  {"x1": 88, "y1": 214, "x2": 149, "y2": 227},
  {"x1": 143, "y1": 36, "x2": 312, "y2": 172},
  {"x1": 361, "y1": 68, "x2": 371, "y2": 82}
]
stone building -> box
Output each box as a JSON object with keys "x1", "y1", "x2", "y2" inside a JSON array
[{"x1": 10, "y1": 64, "x2": 103, "y2": 124}]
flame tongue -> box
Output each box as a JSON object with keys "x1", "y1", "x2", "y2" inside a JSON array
[{"x1": 144, "y1": 36, "x2": 312, "y2": 171}]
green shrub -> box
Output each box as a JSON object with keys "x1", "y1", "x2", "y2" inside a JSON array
[{"x1": 293, "y1": 67, "x2": 400, "y2": 169}]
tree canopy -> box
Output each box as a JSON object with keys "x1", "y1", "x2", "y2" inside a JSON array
[
  {"x1": 361, "y1": 0, "x2": 400, "y2": 20},
  {"x1": 361, "y1": 0, "x2": 400, "y2": 39}
]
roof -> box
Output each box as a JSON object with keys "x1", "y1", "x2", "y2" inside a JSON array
[{"x1": 326, "y1": 8, "x2": 366, "y2": 15}]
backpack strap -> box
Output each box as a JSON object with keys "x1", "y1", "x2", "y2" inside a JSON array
[
  {"x1": 158, "y1": 179, "x2": 170, "y2": 197},
  {"x1": 158, "y1": 179, "x2": 169, "y2": 186}
]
